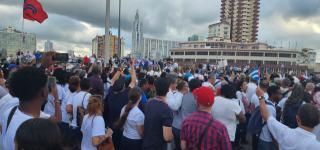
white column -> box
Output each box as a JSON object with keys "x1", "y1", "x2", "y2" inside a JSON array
[{"x1": 105, "y1": 0, "x2": 111, "y2": 61}]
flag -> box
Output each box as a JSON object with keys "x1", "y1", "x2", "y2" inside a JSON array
[
  {"x1": 250, "y1": 68, "x2": 260, "y2": 81},
  {"x1": 23, "y1": 0, "x2": 48, "y2": 23}
]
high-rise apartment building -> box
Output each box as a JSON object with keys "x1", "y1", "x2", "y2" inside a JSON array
[
  {"x1": 220, "y1": 0, "x2": 260, "y2": 43},
  {"x1": 92, "y1": 34, "x2": 125, "y2": 57},
  {"x1": 44, "y1": 40, "x2": 53, "y2": 52}
]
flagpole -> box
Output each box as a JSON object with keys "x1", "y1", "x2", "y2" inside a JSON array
[{"x1": 21, "y1": 0, "x2": 25, "y2": 53}]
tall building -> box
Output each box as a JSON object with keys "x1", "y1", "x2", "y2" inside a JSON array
[
  {"x1": 208, "y1": 21, "x2": 231, "y2": 41},
  {"x1": 0, "y1": 26, "x2": 36, "y2": 57},
  {"x1": 132, "y1": 9, "x2": 143, "y2": 58},
  {"x1": 220, "y1": 0, "x2": 260, "y2": 43},
  {"x1": 44, "y1": 40, "x2": 53, "y2": 52},
  {"x1": 142, "y1": 38, "x2": 179, "y2": 60},
  {"x1": 92, "y1": 34, "x2": 125, "y2": 58}
]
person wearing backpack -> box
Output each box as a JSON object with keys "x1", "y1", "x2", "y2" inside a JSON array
[
  {"x1": 257, "y1": 88, "x2": 320, "y2": 150},
  {"x1": 256, "y1": 86, "x2": 282, "y2": 150},
  {"x1": 282, "y1": 85, "x2": 305, "y2": 128},
  {"x1": 66, "y1": 77, "x2": 91, "y2": 128}
]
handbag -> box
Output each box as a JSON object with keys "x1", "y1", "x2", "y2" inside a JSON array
[{"x1": 92, "y1": 116, "x2": 115, "y2": 150}]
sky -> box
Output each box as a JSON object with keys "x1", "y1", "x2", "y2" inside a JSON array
[{"x1": 0, "y1": 0, "x2": 320, "y2": 56}]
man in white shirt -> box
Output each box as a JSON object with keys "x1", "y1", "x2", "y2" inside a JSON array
[
  {"x1": 202, "y1": 73, "x2": 216, "y2": 93},
  {"x1": 1, "y1": 67, "x2": 60, "y2": 150},
  {"x1": 257, "y1": 87, "x2": 320, "y2": 150},
  {"x1": 212, "y1": 84, "x2": 246, "y2": 145},
  {"x1": 67, "y1": 78, "x2": 91, "y2": 127},
  {"x1": 257, "y1": 86, "x2": 282, "y2": 150},
  {"x1": 251, "y1": 78, "x2": 269, "y2": 108},
  {"x1": 246, "y1": 78, "x2": 258, "y2": 106}
]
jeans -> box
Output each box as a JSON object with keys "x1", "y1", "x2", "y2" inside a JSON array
[
  {"x1": 258, "y1": 139, "x2": 276, "y2": 150},
  {"x1": 172, "y1": 127, "x2": 181, "y2": 150}
]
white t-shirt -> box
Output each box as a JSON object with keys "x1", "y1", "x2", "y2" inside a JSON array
[
  {"x1": 1, "y1": 108, "x2": 50, "y2": 150},
  {"x1": 251, "y1": 93, "x2": 269, "y2": 108},
  {"x1": 235, "y1": 91, "x2": 246, "y2": 113},
  {"x1": 212, "y1": 96, "x2": 241, "y2": 141},
  {"x1": 81, "y1": 115, "x2": 106, "y2": 150},
  {"x1": 44, "y1": 94, "x2": 55, "y2": 116},
  {"x1": 121, "y1": 106, "x2": 145, "y2": 140},
  {"x1": 260, "y1": 99, "x2": 276, "y2": 142},
  {"x1": 246, "y1": 82, "x2": 257, "y2": 102},
  {"x1": 67, "y1": 91, "x2": 91, "y2": 127},
  {"x1": 57, "y1": 84, "x2": 69, "y2": 123},
  {"x1": 267, "y1": 117, "x2": 320, "y2": 150},
  {"x1": 167, "y1": 90, "x2": 184, "y2": 111},
  {"x1": 0, "y1": 94, "x2": 19, "y2": 116},
  {"x1": 277, "y1": 97, "x2": 288, "y2": 111}
]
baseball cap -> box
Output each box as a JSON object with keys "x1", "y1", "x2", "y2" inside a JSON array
[{"x1": 192, "y1": 86, "x2": 215, "y2": 107}]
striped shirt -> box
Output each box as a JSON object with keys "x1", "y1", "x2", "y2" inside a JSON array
[{"x1": 181, "y1": 111, "x2": 232, "y2": 150}]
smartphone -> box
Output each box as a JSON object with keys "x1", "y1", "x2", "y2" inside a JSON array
[{"x1": 47, "y1": 76, "x2": 57, "y2": 92}]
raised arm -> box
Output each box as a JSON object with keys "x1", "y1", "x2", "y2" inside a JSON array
[
  {"x1": 110, "y1": 69, "x2": 122, "y2": 86},
  {"x1": 129, "y1": 59, "x2": 137, "y2": 88}
]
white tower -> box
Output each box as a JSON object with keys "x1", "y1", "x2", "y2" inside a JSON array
[{"x1": 132, "y1": 9, "x2": 143, "y2": 58}]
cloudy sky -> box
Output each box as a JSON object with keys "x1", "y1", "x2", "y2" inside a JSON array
[{"x1": 1, "y1": 0, "x2": 320, "y2": 55}]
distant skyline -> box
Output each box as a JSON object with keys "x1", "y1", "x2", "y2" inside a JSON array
[{"x1": 0, "y1": 0, "x2": 320, "y2": 55}]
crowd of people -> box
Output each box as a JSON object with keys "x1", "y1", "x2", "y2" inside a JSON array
[{"x1": 0, "y1": 52, "x2": 320, "y2": 150}]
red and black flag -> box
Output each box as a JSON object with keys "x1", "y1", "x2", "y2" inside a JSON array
[{"x1": 23, "y1": 0, "x2": 48, "y2": 23}]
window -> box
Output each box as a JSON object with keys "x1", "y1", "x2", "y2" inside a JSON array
[
  {"x1": 236, "y1": 52, "x2": 249, "y2": 56},
  {"x1": 265, "y1": 53, "x2": 277, "y2": 57},
  {"x1": 292, "y1": 54, "x2": 296, "y2": 58},
  {"x1": 209, "y1": 52, "x2": 217, "y2": 55},
  {"x1": 174, "y1": 52, "x2": 184, "y2": 55},
  {"x1": 279, "y1": 61, "x2": 291, "y2": 66},
  {"x1": 223, "y1": 52, "x2": 235, "y2": 56},
  {"x1": 265, "y1": 61, "x2": 277, "y2": 65},
  {"x1": 194, "y1": 45, "x2": 198, "y2": 48},
  {"x1": 185, "y1": 52, "x2": 195, "y2": 55},
  {"x1": 251, "y1": 52, "x2": 264, "y2": 56},
  {"x1": 197, "y1": 52, "x2": 208, "y2": 55},
  {"x1": 251, "y1": 60, "x2": 263, "y2": 65},
  {"x1": 279, "y1": 53, "x2": 291, "y2": 58}
]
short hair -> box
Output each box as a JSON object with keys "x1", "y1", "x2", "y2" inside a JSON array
[
  {"x1": 9, "y1": 67, "x2": 47, "y2": 102},
  {"x1": 221, "y1": 84, "x2": 236, "y2": 99},
  {"x1": 166, "y1": 73, "x2": 177, "y2": 85},
  {"x1": 147, "y1": 76, "x2": 155, "y2": 85},
  {"x1": 53, "y1": 68, "x2": 68, "y2": 86},
  {"x1": 155, "y1": 78, "x2": 170, "y2": 96},
  {"x1": 91, "y1": 65, "x2": 102, "y2": 75},
  {"x1": 87, "y1": 96, "x2": 103, "y2": 115},
  {"x1": 259, "y1": 78, "x2": 269, "y2": 89},
  {"x1": 139, "y1": 78, "x2": 148, "y2": 87},
  {"x1": 298, "y1": 104, "x2": 320, "y2": 128},
  {"x1": 188, "y1": 79, "x2": 202, "y2": 92},
  {"x1": 177, "y1": 80, "x2": 187, "y2": 91},
  {"x1": 80, "y1": 78, "x2": 91, "y2": 91},
  {"x1": 267, "y1": 85, "x2": 280, "y2": 97},
  {"x1": 208, "y1": 73, "x2": 216, "y2": 80},
  {"x1": 68, "y1": 76, "x2": 80, "y2": 93},
  {"x1": 15, "y1": 118, "x2": 63, "y2": 150}
]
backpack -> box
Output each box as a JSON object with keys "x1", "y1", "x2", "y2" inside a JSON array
[
  {"x1": 282, "y1": 101, "x2": 303, "y2": 128},
  {"x1": 76, "y1": 92, "x2": 88, "y2": 127},
  {"x1": 247, "y1": 101, "x2": 273, "y2": 135}
]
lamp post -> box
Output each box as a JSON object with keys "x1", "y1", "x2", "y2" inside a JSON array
[
  {"x1": 118, "y1": 0, "x2": 122, "y2": 57},
  {"x1": 105, "y1": 0, "x2": 111, "y2": 62}
]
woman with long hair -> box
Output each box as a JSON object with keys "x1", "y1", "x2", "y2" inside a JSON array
[
  {"x1": 115, "y1": 87, "x2": 144, "y2": 150},
  {"x1": 282, "y1": 84, "x2": 305, "y2": 128},
  {"x1": 81, "y1": 96, "x2": 113, "y2": 150}
]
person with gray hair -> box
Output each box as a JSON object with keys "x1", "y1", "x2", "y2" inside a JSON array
[
  {"x1": 202, "y1": 73, "x2": 216, "y2": 92},
  {"x1": 88, "y1": 64, "x2": 104, "y2": 96}
]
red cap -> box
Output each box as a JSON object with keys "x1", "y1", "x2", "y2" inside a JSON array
[{"x1": 193, "y1": 86, "x2": 215, "y2": 107}]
